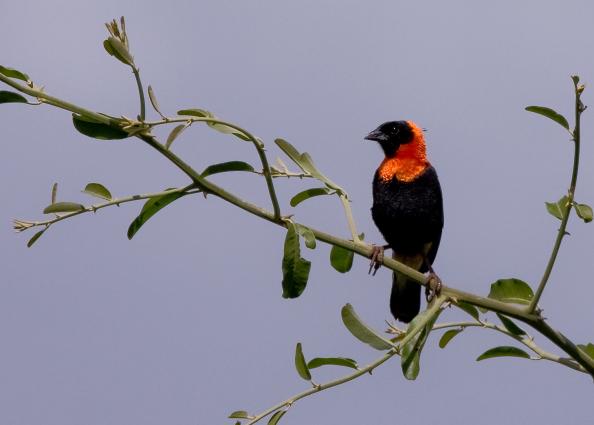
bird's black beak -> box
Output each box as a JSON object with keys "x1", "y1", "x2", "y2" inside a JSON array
[{"x1": 364, "y1": 129, "x2": 387, "y2": 142}]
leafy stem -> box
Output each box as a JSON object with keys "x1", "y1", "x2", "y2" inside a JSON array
[
  {"x1": 245, "y1": 295, "x2": 448, "y2": 425},
  {"x1": 13, "y1": 184, "x2": 198, "y2": 232},
  {"x1": 528, "y1": 77, "x2": 584, "y2": 313},
  {"x1": 433, "y1": 320, "x2": 584, "y2": 373}
]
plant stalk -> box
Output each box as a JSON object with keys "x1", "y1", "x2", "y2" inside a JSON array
[{"x1": 528, "y1": 79, "x2": 583, "y2": 313}]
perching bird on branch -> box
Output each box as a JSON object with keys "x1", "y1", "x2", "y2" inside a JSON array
[{"x1": 365, "y1": 120, "x2": 444, "y2": 323}]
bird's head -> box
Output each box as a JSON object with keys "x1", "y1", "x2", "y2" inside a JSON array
[{"x1": 365, "y1": 120, "x2": 425, "y2": 158}]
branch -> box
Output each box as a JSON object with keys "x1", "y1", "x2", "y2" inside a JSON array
[
  {"x1": 132, "y1": 67, "x2": 146, "y2": 121},
  {"x1": 432, "y1": 320, "x2": 585, "y2": 373},
  {"x1": 13, "y1": 184, "x2": 198, "y2": 232},
  {"x1": 244, "y1": 295, "x2": 448, "y2": 425},
  {"x1": 528, "y1": 78, "x2": 584, "y2": 312}
]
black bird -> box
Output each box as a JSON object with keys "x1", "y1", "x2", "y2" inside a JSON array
[{"x1": 365, "y1": 120, "x2": 444, "y2": 323}]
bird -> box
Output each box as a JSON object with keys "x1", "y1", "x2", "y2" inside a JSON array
[{"x1": 365, "y1": 120, "x2": 444, "y2": 323}]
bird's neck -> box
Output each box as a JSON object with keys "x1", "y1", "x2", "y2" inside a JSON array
[{"x1": 378, "y1": 136, "x2": 429, "y2": 183}]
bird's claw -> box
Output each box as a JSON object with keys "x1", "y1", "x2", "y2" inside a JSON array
[
  {"x1": 425, "y1": 272, "x2": 442, "y2": 303},
  {"x1": 368, "y1": 245, "x2": 384, "y2": 276}
]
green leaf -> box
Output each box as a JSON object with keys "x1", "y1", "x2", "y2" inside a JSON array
[
  {"x1": 147, "y1": 85, "x2": 164, "y2": 117},
  {"x1": 330, "y1": 244, "x2": 354, "y2": 273},
  {"x1": 575, "y1": 203, "x2": 593, "y2": 223},
  {"x1": 290, "y1": 187, "x2": 334, "y2": 207},
  {"x1": 72, "y1": 114, "x2": 128, "y2": 140},
  {"x1": 281, "y1": 223, "x2": 311, "y2": 298},
  {"x1": 51, "y1": 182, "x2": 58, "y2": 204},
  {"x1": 165, "y1": 123, "x2": 188, "y2": 150},
  {"x1": 0, "y1": 91, "x2": 28, "y2": 104},
  {"x1": 487, "y1": 278, "x2": 533, "y2": 305},
  {"x1": 103, "y1": 36, "x2": 134, "y2": 66},
  {"x1": 27, "y1": 229, "x2": 46, "y2": 248},
  {"x1": 177, "y1": 108, "x2": 213, "y2": 118},
  {"x1": 578, "y1": 343, "x2": 594, "y2": 359},
  {"x1": 307, "y1": 357, "x2": 358, "y2": 370},
  {"x1": 294, "y1": 343, "x2": 311, "y2": 381},
  {"x1": 401, "y1": 307, "x2": 442, "y2": 380},
  {"x1": 0, "y1": 65, "x2": 30, "y2": 82},
  {"x1": 207, "y1": 122, "x2": 250, "y2": 141},
  {"x1": 341, "y1": 303, "x2": 394, "y2": 350},
  {"x1": 545, "y1": 195, "x2": 568, "y2": 220},
  {"x1": 295, "y1": 224, "x2": 316, "y2": 249},
  {"x1": 525, "y1": 106, "x2": 570, "y2": 131},
  {"x1": 268, "y1": 410, "x2": 286, "y2": 425},
  {"x1": 496, "y1": 314, "x2": 526, "y2": 336},
  {"x1": 439, "y1": 329, "x2": 462, "y2": 349},
  {"x1": 476, "y1": 346, "x2": 531, "y2": 361},
  {"x1": 43, "y1": 202, "x2": 85, "y2": 214},
  {"x1": 228, "y1": 411, "x2": 250, "y2": 419},
  {"x1": 82, "y1": 183, "x2": 112, "y2": 201},
  {"x1": 127, "y1": 191, "x2": 185, "y2": 240},
  {"x1": 275, "y1": 138, "x2": 344, "y2": 193},
  {"x1": 571, "y1": 75, "x2": 580, "y2": 85},
  {"x1": 454, "y1": 301, "x2": 479, "y2": 320},
  {"x1": 200, "y1": 161, "x2": 255, "y2": 178},
  {"x1": 176, "y1": 109, "x2": 249, "y2": 141}
]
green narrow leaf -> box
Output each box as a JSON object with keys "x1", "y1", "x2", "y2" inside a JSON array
[
  {"x1": 82, "y1": 183, "x2": 112, "y2": 201},
  {"x1": 575, "y1": 203, "x2": 593, "y2": 223},
  {"x1": 200, "y1": 161, "x2": 255, "y2": 178},
  {"x1": 294, "y1": 343, "x2": 311, "y2": 381},
  {"x1": 496, "y1": 314, "x2": 526, "y2": 336},
  {"x1": 207, "y1": 121, "x2": 250, "y2": 141},
  {"x1": 545, "y1": 195, "x2": 568, "y2": 220},
  {"x1": 104, "y1": 36, "x2": 134, "y2": 66},
  {"x1": 487, "y1": 278, "x2": 534, "y2": 305},
  {"x1": 476, "y1": 346, "x2": 531, "y2": 361},
  {"x1": 268, "y1": 410, "x2": 286, "y2": 425},
  {"x1": 51, "y1": 182, "x2": 58, "y2": 204},
  {"x1": 147, "y1": 85, "x2": 164, "y2": 117},
  {"x1": 27, "y1": 229, "x2": 46, "y2": 248},
  {"x1": 577, "y1": 343, "x2": 594, "y2": 359},
  {"x1": 290, "y1": 187, "x2": 334, "y2": 207},
  {"x1": 177, "y1": 108, "x2": 213, "y2": 118},
  {"x1": 0, "y1": 65, "x2": 30, "y2": 82},
  {"x1": 127, "y1": 191, "x2": 185, "y2": 239},
  {"x1": 165, "y1": 123, "x2": 188, "y2": 150},
  {"x1": 72, "y1": 114, "x2": 128, "y2": 140},
  {"x1": 281, "y1": 223, "x2": 311, "y2": 298},
  {"x1": 454, "y1": 301, "x2": 479, "y2": 320},
  {"x1": 274, "y1": 138, "x2": 344, "y2": 193},
  {"x1": 340, "y1": 303, "x2": 394, "y2": 350},
  {"x1": 0, "y1": 91, "x2": 28, "y2": 104},
  {"x1": 439, "y1": 329, "x2": 463, "y2": 349},
  {"x1": 330, "y1": 244, "x2": 354, "y2": 273},
  {"x1": 307, "y1": 357, "x2": 358, "y2": 370},
  {"x1": 43, "y1": 202, "x2": 85, "y2": 214},
  {"x1": 525, "y1": 106, "x2": 570, "y2": 131},
  {"x1": 228, "y1": 411, "x2": 250, "y2": 419},
  {"x1": 295, "y1": 224, "x2": 316, "y2": 249},
  {"x1": 401, "y1": 307, "x2": 442, "y2": 380}
]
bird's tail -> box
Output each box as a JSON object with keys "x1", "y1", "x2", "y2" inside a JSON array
[{"x1": 389, "y1": 252, "x2": 422, "y2": 323}]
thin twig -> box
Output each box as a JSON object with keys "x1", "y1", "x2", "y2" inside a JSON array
[{"x1": 14, "y1": 185, "x2": 198, "y2": 230}]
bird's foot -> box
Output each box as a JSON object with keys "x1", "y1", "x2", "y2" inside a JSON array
[
  {"x1": 425, "y1": 272, "x2": 442, "y2": 303},
  {"x1": 368, "y1": 245, "x2": 384, "y2": 276}
]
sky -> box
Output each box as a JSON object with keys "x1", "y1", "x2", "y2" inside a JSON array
[{"x1": 2, "y1": 1, "x2": 594, "y2": 424}]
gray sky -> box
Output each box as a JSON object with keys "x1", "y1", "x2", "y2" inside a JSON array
[{"x1": 2, "y1": 1, "x2": 594, "y2": 424}]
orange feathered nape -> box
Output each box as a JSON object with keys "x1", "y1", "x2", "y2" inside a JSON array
[{"x1": 377, "y1": 120, "x2": 429, "y2": 183}]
